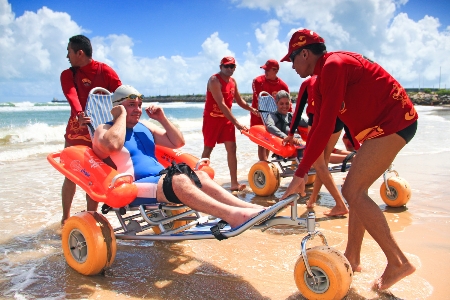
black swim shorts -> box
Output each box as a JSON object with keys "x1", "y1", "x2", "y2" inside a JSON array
[
  {"x1": 396, "y1": 120, "x2": 417, "y2": 144},
  {"x1": 159, "y1": 162, "x2": 202, "y2": 204},
  {"x1": 307, "y1": 114, "x2": 344, "y2": 134}
]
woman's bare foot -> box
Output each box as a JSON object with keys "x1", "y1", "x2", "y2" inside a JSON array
[
  {"x1": 306, "y1": 196, "x2": 317, "y2": 208},
  {"x1": 372, "y1": 261, "x2": 416, "y2": 291},
  {"x1": 323, "y1": 206, "x2": 349, "y2": 216},
  {"x1": 344, "y1": 253, "x2": 362, "y2": 273},
  {"x1": 230, "y1": 183, "x2": 246, "y2": 192}
]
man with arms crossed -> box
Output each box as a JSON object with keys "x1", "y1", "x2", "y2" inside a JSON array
[
  {"x1": 60, "y1": 34, "x2": 121, "y2": 226},
  {"x1": 92, "y1": 85, "x2": 263, "y2": 228},
  {"x1": 201, "y1": 56, "x2": 258, "y2": 192},
  {"x1": 281, "y1": 29, "x2": 417, "y2": 290}
]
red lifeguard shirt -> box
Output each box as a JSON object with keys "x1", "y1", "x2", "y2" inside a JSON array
[
  {"x1": 289, "y1": 75, "x2": 316, "y2": 136},
  {"x1": 295, "y1": 51, "x2": 418, "y2": 178},
  {"x1": 204, "y1": 73, "x2": 235, "y2": 118},
  {"x1": 61, "y1": 60, "x2": 121, "y2": 117},
  {"x1": 60, "y1": 60, "x2": 121, "y2": 146},
  {"x1": 251, "y1": 75, "x2": 289, "y2": 126}
]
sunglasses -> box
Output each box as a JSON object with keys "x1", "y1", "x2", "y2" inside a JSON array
[
  {"x1": 118, "y1": 94, "x2": 144, "y2": 102},
  {"x1": 289, "y1": 48, "x2": 303, "y2": 62},
  {"x1": 222, "y1": 64, "x2": 236, "y2": 69}
]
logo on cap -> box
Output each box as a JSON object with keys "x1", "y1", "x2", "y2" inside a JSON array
[{"x1": 292, "y1": 36, "x2": 307, "y2": 48}]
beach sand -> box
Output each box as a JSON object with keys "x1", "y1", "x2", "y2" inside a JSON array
[{"x1": 2, "y1": 151, "x2": 446, "y2": 299}]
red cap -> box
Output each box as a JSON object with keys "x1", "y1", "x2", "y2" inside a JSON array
[
  {"x1": 260, "y1": 59, "x2": 279, "y2": 70},
  {"x1": 220, "y1": 56, "x2": 236, "y2": 65},
  {"x1": 281, "y1": 29, "x2": 325, "y2": 62}
]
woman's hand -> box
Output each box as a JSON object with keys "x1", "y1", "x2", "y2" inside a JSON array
[
  {"x1": 292, "y1": 137, "x2": 306, "y2": 147},
  {"x1": 282, "y1": 135, "x2": 294, "y2": 145}
]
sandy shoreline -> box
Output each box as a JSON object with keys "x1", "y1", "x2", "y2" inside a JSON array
[{"x1": 80, "y1": 150, "x2": 450, "y2": 299}]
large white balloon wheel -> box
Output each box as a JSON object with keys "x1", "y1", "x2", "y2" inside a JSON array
[
  {"x1": 380, "y1": 164, "x2": 411, "y2": 207},
  {"x1": 294, "y1": 230, "x2": 352, "y2": 299}
]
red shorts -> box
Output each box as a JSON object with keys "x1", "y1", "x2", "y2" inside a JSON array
[
  {"x1": 250, "y1": 113, "x2": 264, "y2": 127},
  {"x1": 202, "y1": 114, "x2": 236, "y2": 147},
  {"x1": 64, "y1": 116, "x2": 92, "y2": 147}
]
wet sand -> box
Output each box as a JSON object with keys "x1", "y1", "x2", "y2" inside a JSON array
[{"x1": 2, "y1": 151, "x2": 447, "y2": 299}]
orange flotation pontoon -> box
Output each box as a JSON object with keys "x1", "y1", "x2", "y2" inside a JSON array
[
  {"x1": 47, "y1": 145, "x2": 137, "y2": 208},
  {"x1": 242, "y1": 125, "x2": 302, "y2": 158},
  {"x1": 155, "y1": 146, "x2": 214, "y2": 179},
  {"x1": 48, "y1": 145, "x2": 214, "y2": 208}
]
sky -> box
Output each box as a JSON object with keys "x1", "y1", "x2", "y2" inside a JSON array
[{"x1": 1, "y1": 0, "x2": 449, "y2": 102}]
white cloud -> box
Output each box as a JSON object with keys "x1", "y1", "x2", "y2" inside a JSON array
[
  {"x1": 1, "y1": 0, "x2": 449, "y2": 102},
  {"x1": 235, "y1": 0, "x2": 450, "y2": 89},
  {"x1": 0, "y1": 0, "x2": 83, "y2": 100}
]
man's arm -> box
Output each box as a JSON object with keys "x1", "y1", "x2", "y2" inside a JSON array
[
  {"x1": 102, "y1": 63, "x2": 122, "y2": 92},
  {"x1": 60, "y1": 69, "x2": 83, "y2": 116},
  {"x1": 233, "y1": 78, "x2": 258, "y2": 115},
  {"x1": 208, "y1": 75, "x2": 247, "y2": 130},
  {"x1": 92, "y1": 105, "x2": 127, "y2": 159},
  {"x1": 142, "y1": 104, "x2": 185, "y2": 149}
]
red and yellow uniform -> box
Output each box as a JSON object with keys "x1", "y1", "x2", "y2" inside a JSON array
[
  {"x1": 202, "y1": 74, "x2": 236, "y2": 147},
  {"x1": 295, "y1": 51, "x2": 418, "y2": 177},
  {"x1": 61, "y1": 60, "x2": 121, "y2": 146},
  {"x1": 289, "y1": 75, "x2": 316, "y2": 136},
  {"x1": 251, "y1": 75, "x2": 289, "y2": 126}
]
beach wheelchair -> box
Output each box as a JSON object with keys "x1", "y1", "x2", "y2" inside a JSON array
[
  {"x1": 47, "y1": 87, "x2": 354, "y2": 299},
  {"x1": 243, "y1": 92, "x2": 411, "y2": 207}
]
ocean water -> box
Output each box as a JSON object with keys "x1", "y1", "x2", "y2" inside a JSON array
[{"x1": 0, "y1": 102, "x2": 448, "y2": 299}]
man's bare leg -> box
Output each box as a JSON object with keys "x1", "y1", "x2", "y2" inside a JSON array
[
  {"x1": 321, "y1": 131, "x2": 349, "y2": 216},
  {"x1": 86, "y1": 194, "x2": 98, "y2": 212},
  {"x1": 344, "y1": 208, "x2": 365, "y2": 272},
  {"x1": 341, "y1": 134, "x2": 415, "y2": 290},
  {"x1": 257, "y1": 145, "x2": 269, "y2": 161},
  {"x1": 305, "y1": 125, "x2": 321, "y2": 208},
  {"x1": 224, "y1": 141, "x2": 245, "y2": 191},
  {"x1": 201, "y1": 145, "x2": 214, "y2": 160},
  {"x1": 308, "y1": 131, "x2": 348, "y2": 216},
  {"x1": 61, "y1": 177, "x2": 76, "y2": 225},
  {"x1": 195, "y1": 171, "x2": 263, "y2": 209},
  {"x1": 157, "y1": 174, "x2": 261, "y2": 228},
  {"x1": 329, "y1": 153, "x2": 352, "y2": 164},
  {"x1": 306, "y1": 166, "x2": 322, "y2": 208}
]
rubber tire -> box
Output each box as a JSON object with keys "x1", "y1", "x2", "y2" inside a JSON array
[
  {"x1": 152, "y1": 209, "x2": 190, "y2": 234},
  {"x1": 380, "y1": 176, "x2": 411, "y2": 207},
  {"x1": 294, "y1": 246, "x2": 352, "y2": 300},
  {"x1": 248, "y1": 161, "x2": 280, "y2": 196},
  {"x1": 61, "y1": 211, "x2": 116, "y2": 276},
  {"x1": 306, "y1": 174, "x2": 316, "y2": 186}
]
